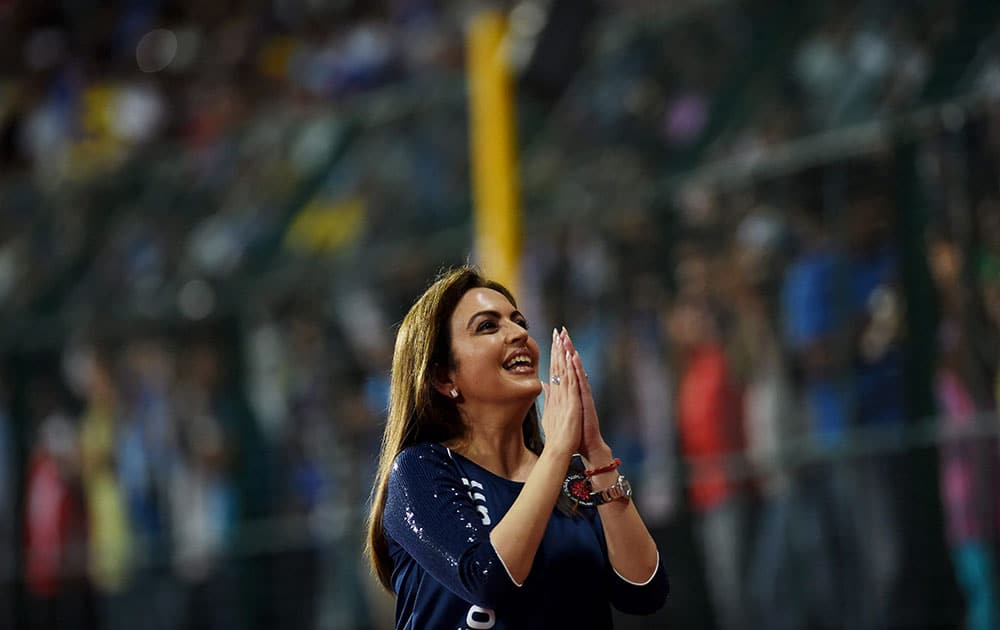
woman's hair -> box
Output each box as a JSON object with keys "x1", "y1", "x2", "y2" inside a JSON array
[{"x1": 365, "y1": 266, "x2": 544, "y2": 591}]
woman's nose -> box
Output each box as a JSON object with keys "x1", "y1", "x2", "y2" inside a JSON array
[{"x1": 505, "y1": 322, "x2": 528, "y2": 343}]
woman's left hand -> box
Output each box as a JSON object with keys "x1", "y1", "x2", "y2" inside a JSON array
[{"x1": 560, "y1": 329, "x2": 610, "y2": 462}]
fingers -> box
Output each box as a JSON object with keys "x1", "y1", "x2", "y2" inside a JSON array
[
  {"x1": 543, "y1": 331, "x2": 564, "y2": 424},
  {"x1": 563, "y1": 341, "x2": 578, "y2": 392},
  {"x1": 570, "y1": 349, "x2": 586, "y2": 390},
  {"x1": 560, "y1": 327, "x2": 573, "y2": 352},
  {"x1": 541, "y1": 327, "x2": 585, "y2": 454},
  {"x1": 566, "y1": 346, "x2": 586, "y2": 411},
  {"x1": 548, "y1": 328, "x2": 565, "y2": 401},
  {"x1": 548, "y1": 327, "x2": 581, "y2": 399},
  {"x1": 561, "y1": 328, "x2": 581, "y2": 394},
  {"x1": 572, "y1": 346, "x2": 593, "y2": 400},
  {"x1": 560, "y1": 328, "x2": 591, "y2": 397},
  {"x1": 560, "y1": 327, "x2": 579, "y2": 367}
]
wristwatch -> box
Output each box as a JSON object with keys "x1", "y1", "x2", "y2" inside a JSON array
[
  {"x1": 562, "y1": 472, "x2": 633, "y2": 507},
  {"x1": 589, "y1": 474, "x2": 632, "y2": 506}
]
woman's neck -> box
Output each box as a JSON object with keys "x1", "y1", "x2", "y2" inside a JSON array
[{"x1": 447, "y1": 405, "x2": 536, "y2": 481}]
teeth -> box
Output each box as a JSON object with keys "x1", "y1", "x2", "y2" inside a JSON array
[{"x1": 505, "y1": 355, "x2": 533, "y2": 369}]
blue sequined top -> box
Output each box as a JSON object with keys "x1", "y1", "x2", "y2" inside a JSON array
[{"x1": 383, "y1": 442, "x2": 669, "y2": 629}]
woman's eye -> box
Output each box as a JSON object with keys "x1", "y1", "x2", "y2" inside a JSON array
[
  {"x1": 476, "y1": 317, "x2": 527, "y2": 332},
  {"x1": 477, "y1": 320, "x2": 497, "y2": 332}
]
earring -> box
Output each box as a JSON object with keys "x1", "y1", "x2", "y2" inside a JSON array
[{"x1": 449, "y1": 388, "x2": 459, "y2": 399}]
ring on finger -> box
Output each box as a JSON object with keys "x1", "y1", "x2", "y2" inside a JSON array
[{"x1": 550, "y1": 375, "x2": 562, "y2": 385}]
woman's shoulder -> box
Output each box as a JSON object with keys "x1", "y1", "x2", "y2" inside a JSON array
[
  {"x1": 395, "y1": 441, "x2": 451, "y2": 460},
  {"x1": 391, "y1": 442, "x2": 456, "y2": 476}
]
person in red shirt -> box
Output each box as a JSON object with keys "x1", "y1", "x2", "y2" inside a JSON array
[
  {"x1": 23, "y1": 408, "x2": 93, "y2": 630},
  {"x1": 668, "y1": 295, "x2": 750, "y2": 630}
]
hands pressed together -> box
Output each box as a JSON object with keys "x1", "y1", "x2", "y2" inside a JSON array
[
  {"x1": 540, "y1": 328, "x2": 610, "y2": 463},
  {"x1": 493, "y1": 329, "x2": 659, "y2": 590}
]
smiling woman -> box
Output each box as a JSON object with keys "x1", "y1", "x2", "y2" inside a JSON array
[
  {"x1": 365, "y1": 266, "x2": 669, "y2": 629},
  {"x1": 442, "y1": 287, "x2": 543, "y2": 408}
]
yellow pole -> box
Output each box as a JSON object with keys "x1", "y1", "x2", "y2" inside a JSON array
[{"x1": 466, "y1": 9, "x2": 522, "y2": 294}]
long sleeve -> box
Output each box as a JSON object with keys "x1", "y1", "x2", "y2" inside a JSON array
[
  {"x1": 383, "y1": 444, "x2": 521, "y2": 608},
  {"x1": 606, "y1": 549, "x2": 670, "y2": 614},
  {"x1": 588, "y1": 507, "x2": 669, "y2": 615}
]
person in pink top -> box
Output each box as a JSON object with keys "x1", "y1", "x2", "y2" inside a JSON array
[{"x1": 930, "y1": 232, "x2": 998, "y2": 630}]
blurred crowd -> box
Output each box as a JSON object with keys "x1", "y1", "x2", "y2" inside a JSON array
[
  {"x1": 0, "y1": 0, "x2": 468, "y2": 326},
  {"x1": 3, "y1": 0, "x2": 1000, "y2": 629},
  {"x1": 11, "y1": 315, "x2": 389, "y2": 630},
  {"x1": 0, "y1": 0, "x2": 463, "y2": 178}
]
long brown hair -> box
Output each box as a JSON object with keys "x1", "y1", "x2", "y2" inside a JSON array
[{"x1": 365, "y1": 266, "x2": 544, "y2": 591}]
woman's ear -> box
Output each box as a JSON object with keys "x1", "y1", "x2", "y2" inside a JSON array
[{"x1": 431, "y1": 364, "x2": 458, "y2": 399}]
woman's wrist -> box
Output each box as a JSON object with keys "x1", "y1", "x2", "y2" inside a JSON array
[
  {"x1": 580, "y1": 443, "x2": 613, "y2": 468},
  {"x1": 581, "y1": 444, "x2": 619, "y2": 491},
  {"x1": 540, "y1": 442, "x2": 576, "y2": 467}
]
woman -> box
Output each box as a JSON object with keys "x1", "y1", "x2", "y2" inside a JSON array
[{"x1": 366, "y1": 266, "x2": 668, "y2": 629}]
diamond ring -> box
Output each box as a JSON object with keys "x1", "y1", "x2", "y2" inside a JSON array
[{"x1": 550, "y1": 375, "x2": 562, "y2": 385}]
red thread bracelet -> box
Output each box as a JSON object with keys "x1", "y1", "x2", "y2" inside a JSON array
[{"x1": 584, "y1": 457, "x2": 621, "y2": 478}]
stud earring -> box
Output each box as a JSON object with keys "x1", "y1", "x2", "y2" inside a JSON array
[{"x1": 450, "y1": 388, "x2": 459, "y2": 399}]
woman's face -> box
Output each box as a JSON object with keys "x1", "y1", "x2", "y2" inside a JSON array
[{"x1": 446, "y1": 288, "x2": 542, "y2": 405}]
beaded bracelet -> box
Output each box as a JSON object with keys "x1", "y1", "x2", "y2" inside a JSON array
[{"x1": 584, "y1": 457, "x2": 621, "y2": 478}]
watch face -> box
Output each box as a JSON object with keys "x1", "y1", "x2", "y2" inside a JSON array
[{"x1": 562, "y1": 473, "x2": 595, "y2": 507}]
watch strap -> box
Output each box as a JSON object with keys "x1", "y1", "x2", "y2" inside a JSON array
[{"x1": 589, "y1": 473, "x2": 632, "y2": 505}]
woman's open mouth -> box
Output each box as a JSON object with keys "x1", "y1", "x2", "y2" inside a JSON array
[{"x1": 502, "y1": 353, "x2": 535, "y2": 374}]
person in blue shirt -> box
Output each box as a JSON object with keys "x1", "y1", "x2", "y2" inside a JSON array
[{"x1": 366, "y1": 266, "x2": 668, "y2": 629}]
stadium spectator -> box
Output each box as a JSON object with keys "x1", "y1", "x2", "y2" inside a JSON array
[
  {"x1": 116, "y1": 338, "x2": 178, "y2": 630},
  {"x1": 726, "y1": 209, "x2": 838, "y2": 630},
  {"x1": 929, "y1": 229, "x2": 1000, "y2": 630},
  {"x1": 780, "y1": 201, "x2": 859, "y2": 628},
  {"x1": 667, "y1": 288, "x2": 749, "y2": 630},
  {"x1": 23, "y1": 387, "x2": 94, "y2": 630},
  {"x1": 78, "y1": 350, "x2": 134, "y2": 630},
  {"x1": 843, "y1": 187, "x2": 906, "y2": 630},
  {"x1": 168, "y1": 340, "x2": 243, "y2": 630}
]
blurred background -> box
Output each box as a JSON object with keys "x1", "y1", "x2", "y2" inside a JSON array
[{"x1": 1, "y1": 0, "x2": 1000, "y2": 628}]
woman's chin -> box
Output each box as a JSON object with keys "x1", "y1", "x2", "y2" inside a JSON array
[
  {"x1": 498, "y1": 372, "x2": 543, "y2": 400},
  {"x1": 522, "y1": 380, "x2": 543, "y2": 398}
]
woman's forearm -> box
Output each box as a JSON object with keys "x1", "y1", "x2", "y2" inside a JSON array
[
  {"x1": 587, "y1": 446, "x2": 660, "y2": 583},
  {"x1": 489, "y1": 448, "x2": 573, "y2": 584}
]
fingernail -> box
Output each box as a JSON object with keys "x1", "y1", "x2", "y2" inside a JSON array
[{"x1": 565, "y1": 350, "x2": 571, "y2": 361}]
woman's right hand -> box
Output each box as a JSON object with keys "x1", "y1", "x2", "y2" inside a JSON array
[
  {"x1": 487, "y1": 329, "x2": 585, "y2": 586},
  {"x1": 539, "y1": 328, "x2": 582, "y2": 457}
]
